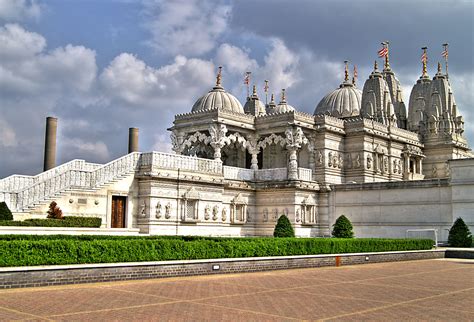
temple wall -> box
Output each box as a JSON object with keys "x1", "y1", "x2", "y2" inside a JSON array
[{"x1": 327, "y1": 158, "x2": 474, "y2": 241}]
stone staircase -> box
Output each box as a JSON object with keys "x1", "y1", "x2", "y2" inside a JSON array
[{"x1": 0, "y1": 153, "x2": 141, "y2": 213}]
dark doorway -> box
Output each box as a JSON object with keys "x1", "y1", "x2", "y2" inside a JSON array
[{"x1": 111, "y1": 196, "x2": 126, "y2": 228}]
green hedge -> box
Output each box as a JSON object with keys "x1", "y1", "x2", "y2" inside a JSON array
[
  {"x1": 0, "y1": 237, "x2": 433, "y2": 267},
  {"x1": 0, "y1": 216, "x2": 101, "y2": 228}
]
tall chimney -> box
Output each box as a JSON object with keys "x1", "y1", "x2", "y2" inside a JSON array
[
  {"x1": 43, "y1": 117, "x2": 58, "y2": 171},
  {"x1": 128, "y1": 127, "x2": 139, "y2": 153}
]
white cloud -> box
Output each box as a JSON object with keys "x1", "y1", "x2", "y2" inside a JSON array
[
  {"x1": 61, "y1": 138, "x2": 110, "y2": 162},
  {"x1": 0, "y1": 119, "x2": 17, "y2": 147},
  {"x1": 215, "y1": 43, "x2": 258, "y2": 74},
  {"x1": 142, "y1": 0, "x2": 231, "y2": 56},
  {"x1": 100, "y1": 53, "x2": 214, "y2": 107},
  {"x1": 0, "y1": 23, "x2": 45, "y2": 60},
  {"x1": 0, "y1": 0, "x2": 41, "y2": 22}
]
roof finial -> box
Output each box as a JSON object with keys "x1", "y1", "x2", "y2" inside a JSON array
[
  {"x1": 421, "y1": 47, "x2": 428, "y2": 77},
  {"x1": 264, "y1": 80, "x2": 269, "y2": 105},
  {"x1": 382, "y1": 41, "x2": 390, "y2": 70},
  {"x1": 437, "y1": 61, "x2": 442, "y2": 74},
  {"x1": 344, "y1": 60, "x2": 349, "y2": 82},
  {"x1": 352, "y1": 65, "x2": 358, "y2": 85},
  {"x1": 252, "y1": 84, "x2": 257, "y2": 98},
  {"x1": 442, "y1": 43, "x2": 449, "y2": 78},
  {"x1": 216, "y1": 66, "x2": 222, "y2": 87},
  {"x1": 374, "y1": 60, "x2": 379, "y2": 72},
  {"x1": 281, "y1": 88, "x2": 286, "y2": 102}
]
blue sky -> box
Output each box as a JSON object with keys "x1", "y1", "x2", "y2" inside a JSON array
[{"x1": 0, "y1": 0, "x2": 473, "y2": 177}]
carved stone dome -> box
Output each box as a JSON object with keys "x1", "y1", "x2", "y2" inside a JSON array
[
  {"x1": 314, "y1": 81, "x2": 362, "y2": 118},
  {"x1": 191, "y1": 68, "x2": 244, "y2": 114},
  {"x1": 269, "y1": 89, "x2": 295, "y2": 114},
  {"x1": 191, "y1": 85, "x2": 244, "y2": 113}
]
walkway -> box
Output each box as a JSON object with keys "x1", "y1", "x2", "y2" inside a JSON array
[{"x1": 0, "y1": 259, "x2": 472, "y2": 321}]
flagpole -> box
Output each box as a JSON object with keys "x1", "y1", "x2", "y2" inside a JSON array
[
  {"x1": 421, "y1": 47, "x2": 428, "y2": 77},
  {"x1": 264, "y1": 80, "x2": 269, "y2": 105},
  {"x1": 442, "y1": 43, "x2": 449, "y2": 78}
]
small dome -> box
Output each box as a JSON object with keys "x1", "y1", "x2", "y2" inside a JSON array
[
  {"x1": 315, "y1": 82, "x2": 362, "y2": 118},
  {"x1": 269, "y1": 89, "x2": 295, "y2": 114},
  {"x1": 244, "y1": 85, "x2": 266, "y2": 116},
  {"x1": 191, "y1": 67, "x2": 244, "y2": 114}
]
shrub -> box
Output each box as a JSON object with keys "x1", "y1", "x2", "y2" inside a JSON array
[
  {"x1": 0, "y1": 202, "x2": 13, "y2": 221},
  {"x1": 448, "y1": 217, "x2": 472, "y2": 247},
  {"x1": 47, "y1": 201, "x2": 63, "y2": 219},
  {"x1": 0, "y1": 216, "x2": 101, "y2": 228},
  {"x1": 273, "y1": 215, "x2": 295, "y2": 237},
  {"x1": 332, "y1": 215, "x2": 354, "y2": 238},
  {"x1": 0, "y1": 237, "x2": 433, "y2": 267}
]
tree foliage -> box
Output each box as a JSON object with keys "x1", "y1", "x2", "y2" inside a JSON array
[
  {"x1": 0, "y1": 202, "x2": 13, "y2": 221},
  {"x1": 448, "y1": 217, "x2": 472, "y2": 247},
  {"x1": 273, "y1": 215, "x2": 295, "y2": 237},
  {"x1": 332, "y1": 215, "x2": 354, "y2": 238}
]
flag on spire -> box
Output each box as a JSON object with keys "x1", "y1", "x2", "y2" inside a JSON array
[
  {"x1": 244, "y1": 71, "x2": 251, "y2": 85},
  {"x1": 421, "y1": 51, "x2": 428, "y2": 63},
  {"x1": 441, "y1": 48, "x2": 448, "y2": 58},
  {"x1": 378, "y1": 46, "x2": 388, "y2": 58}
]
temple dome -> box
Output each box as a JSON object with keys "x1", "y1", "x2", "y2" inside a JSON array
[
  {"x1": 269, "y1": 89, "x2": 295, "y2": 114},
  {"x1": 191, "y1": 85, "x2": 244, "y2": 113},
  {"x1": 191, "y1": 67, "x2": 244, "y2": 114},
  {"x1": 314, "y1": 82, "x2": 362, "y2": 117}
]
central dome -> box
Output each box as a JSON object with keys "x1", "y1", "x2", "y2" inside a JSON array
[
  {"x1": 315, "y1": 82, "x2": 362, "y2": 118},
  {"x1": 191, "y1": 68, "x2": 244, "y2": 114}
]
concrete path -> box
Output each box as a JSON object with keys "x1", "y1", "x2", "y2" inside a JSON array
[{"x1": 0, "y1": 259, "x2": 472, "y2": 321}]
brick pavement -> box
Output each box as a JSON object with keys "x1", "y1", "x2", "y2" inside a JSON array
[{"x1": 0, "y1": 258, "x2": 472, "y2": 321}]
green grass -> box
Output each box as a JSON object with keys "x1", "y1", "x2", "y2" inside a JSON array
[{"x1": 0, "y1": 236, "x2": 433, "y2": 267}]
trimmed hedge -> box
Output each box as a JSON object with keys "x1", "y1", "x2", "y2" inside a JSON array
[
  {"x1": 448, "y1": 217, "x2": 473, "y2": 247},
  {"x1": 0, "y1": 237, "x2": 433, "y2": 267},
  {"x1": 274, "y1": 215, "x2": 295, "y2": 237},
  {"x1": 0, "y1": 216, "x2": 101, "y2": 228},
  {"x1": 0, "y1": 202, "x2": 13, "y2": 221}
]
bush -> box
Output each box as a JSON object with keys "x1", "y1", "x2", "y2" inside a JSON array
[
  {"x1": 0, "y1": 237, "x2": 433, "y2": 267},
  {"x1": 0, "y1": 202, "x2": 13, "y2": 221},
  {"x1": 47, "y1": 201, "x2": 63, "y2": 219},
  {"x1": 0, "y1": 216, "x2": 101, "y2": 228},
  {"x1": 332, "y1": 215, "x2": 354, "y2": 238},
  {"x1": 273, "y1": 215, "x2": 295, "y2": 237},
  {"x1": 448, "y1": 217, "x2": 472, "y2": 247}
]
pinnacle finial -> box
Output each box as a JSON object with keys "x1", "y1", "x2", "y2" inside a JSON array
[
  {"x1": 382, "y1": 41, "x2": 390, "y2": 70},
  {"x1": 281, "y1": 88, "x2": 286, "y2": 102},
  {"x1": 216, "y1": 66, "x2": 222, "y2": 87},
  {"x1": 344, "y1": 60, "x2": 349, "y2": 82},
  {"x1": 374, "y1": 60, "x2": 379, "y2": 72},
  {"x1": 270, "y1": 93, "x2": 275, "y2": 104},
  {"x1": 252, "y1": 84, "x2": 257, "y2": 96},
  {"x1": 421, "y1": 47, "x2": 428, "y2": 77},
  {"x1": 437, "y1": 62, "x2": 442, "y2": 74},
  {"x1": 352, "y1": 65, "x2": 358, "y2": 85}
]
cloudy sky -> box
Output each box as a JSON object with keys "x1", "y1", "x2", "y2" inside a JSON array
[{"x1": 0, "y1": 0, "x2": 473, "y2": 177}]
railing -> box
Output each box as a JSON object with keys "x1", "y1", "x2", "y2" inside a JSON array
[
  {"x1": 140, "y1": 152, "x2": 222, "y2": 175},
  {"x1": 223, "y1": 166, "x2": 255, "y2": 181},
  {"x1": 0, "y1": 159, "x2": 88, "y2": 192},
  {"x1": 255, "y1": 168, "x2": 288, "y2": 181},
  {"x1": 12, "y1": 153, "x2": 142, "y2": 212},
  {"x1": 298, "y1": 168, "x2": 313, "y2": 181}
]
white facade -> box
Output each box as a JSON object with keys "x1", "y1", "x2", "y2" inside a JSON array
[{"x1": 1, "y1": 62, "x2": 472, "y2": 240}]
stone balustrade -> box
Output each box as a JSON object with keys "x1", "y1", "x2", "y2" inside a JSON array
[
  {"x1": 140, "y1": 152, "x2": 222, "y2": 175},
  {"x1": 223, "y1": 166, "x2": 255, "y2": 181},
  {"x1": 255, "y1": 168, "x2": 288, "y2": 181}
]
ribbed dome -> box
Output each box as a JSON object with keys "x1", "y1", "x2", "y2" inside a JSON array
[
  {"x1": 191, "y1": 85, "x2": 244, "y2": 113},
  {"x1": 315, "y1": 82, "x2": 362, "y2": 117}
]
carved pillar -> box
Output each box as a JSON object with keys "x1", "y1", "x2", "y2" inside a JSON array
[
  {"x1": 285, "y1": 127, "x2": 307, "y2": 181},
  {"x1": 250, "y1": 153, "x2": 259, "y2": 170},
  {"x1": 287, "y1": 148, "x2": 298, "y2": 180},
  {"x1": 209, "y1": 124, "x2": 228, "y2": 162},
  {"x1": 246, "y1": 134, "x2": 260, "y2": 170}
]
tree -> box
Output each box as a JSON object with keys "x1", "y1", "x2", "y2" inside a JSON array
[
  {"x1": 274, "y1": 215, "x2": 295, "y2": 237},
  {"x1": 448, "y1": 217, "x2": 472, "y2": 247},
  {"x1": 332, "y1": 215, "x2": 354, "y2": 238},
  {"x1": 47, "y1": 201, "x2": 63, "y2": 219},
  {"x1": 0, "y1": 202, "x2": 13, "y2": 221}
]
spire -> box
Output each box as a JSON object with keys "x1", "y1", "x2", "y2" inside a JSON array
[
  {"x1": 251, "y1": 84, "x2": 258, "y2": 99},
  {"x1": 264, "y1": 80, "x2": 269, "y2": 105},
  {"x1": 442, "y1": 43, "x2": 449, "y2": 78},
  {"x1": 344, "y1": 60, "x2": 349, "y2": 82},
  {"x1": 437, "y1": 62, "x2": 442, "y2": 74},
  {"x1": 280, "y1": 88, "x2": 286, "y2": 103},
  {"x1": 352, "y1": 65, "x2": 358, "y2": 85},
  {"x1": 215, "y1": 66, "x2": 222, "y2": 87},
  {"x1": 374, "y1": 60, "x2": 379, "y2": 72},
  {"x1": 421, "y1": 47, "x2": 428, "y2": 78},
  {"x1": 382, "y1": 41, "x2": 390, "y2": 70}
]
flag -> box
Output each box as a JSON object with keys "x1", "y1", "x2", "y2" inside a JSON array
[
  {"x1": 378, "y1": 47, "x2": 388, "y2": 57},
  {"x1": 244, "y1": 72, "x2": 251, "y2": 85},
  {"x1": 353, "y1": 65, "x2": 358, "y2": 78},
  {"x1": 441, "y1": 49, "x2": 448, "y2": 58},
  {"x1": 421, "y1": 52, "x2": 428, "y2": 63}
]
